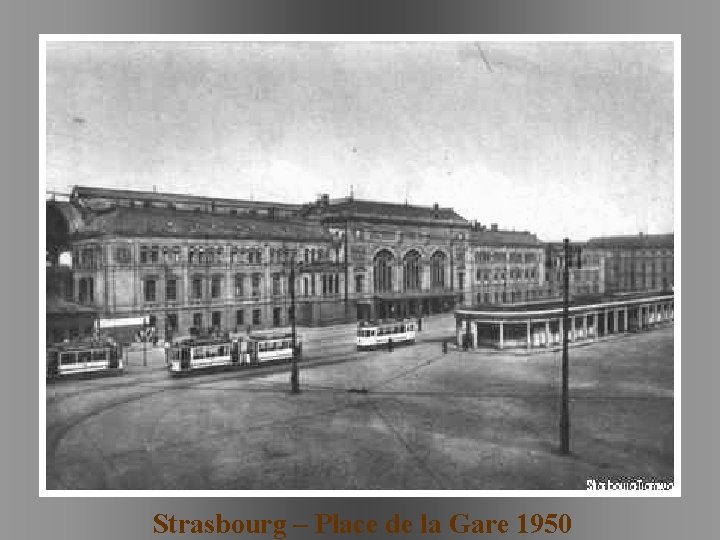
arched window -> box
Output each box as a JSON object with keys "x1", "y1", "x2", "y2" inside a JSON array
[
  {"x1": 430, "y1": 251, "x2": 447, "y2": 288},
  {"x1": 373, "y1": 250, "x2": 394, "y2": 293},
  {"x1": 403, "y1": 250, "x2": 421, "y2": 291}
]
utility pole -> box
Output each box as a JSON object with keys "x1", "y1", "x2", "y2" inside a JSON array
[
  {"x1": 143, "y1": 316, "x2": 147, "y2": 367},
  {"x1": 344, "y1": 217, "x2": 349, "y2": 310},
  {"x1": 560, "y1": 238, "x2": 570, "y2": 454},
  {"x1": 289, "y1": 256, "x2": 300, "y2": 394}
]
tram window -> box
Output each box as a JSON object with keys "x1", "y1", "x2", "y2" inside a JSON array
[
  {"x1": 60, "y1": 353, "x2": 76, "y2": 365},
  {"x1": 92, "y1": 350, "x2": 107, "y2": 361},
  {"x1": 394, "y1": 326, "x2": 400, "y2": 333},
  {"x1": 78, "y1": 351, "x2": 91, "y2": 363},
  {"x1": 400, "y1": 325, "x2": 405, "y2": 332}
]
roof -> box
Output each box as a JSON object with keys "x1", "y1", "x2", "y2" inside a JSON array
[
  {"x1": 68, "y1": 206, "x2": 334, "y2": 242},
  {"x1": 304, "y1": 197, "x2": 468, "y2": 225},
  {"x1": 71, "y1": 186, "x2": 303, "y2": 211},
  {"x1": 457, "y1": 291, "x2": 674, "y2": 319},
  {"x1": 469, "y1": 229, "x2": 542, "y2": 247},
  {"x1": 586, "y1": 233, "x2": 674, "y2": 249}
]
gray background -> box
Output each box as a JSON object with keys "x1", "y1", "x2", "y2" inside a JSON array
[{"x1": 3, "y1": 0, "x2": 718, "y2": 538}]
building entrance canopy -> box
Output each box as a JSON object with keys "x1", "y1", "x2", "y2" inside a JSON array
[{"x1": 455, "y1": 292, "x2": 674, "y2": 350}]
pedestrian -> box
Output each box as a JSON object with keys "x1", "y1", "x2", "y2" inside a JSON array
[
  {"x1": 442, "y1": 340, "x2": 448, "y2": 354},
  {"x1": 388, "y1": 338, "x2": 393, "y2": 352},
  {"x1": 418, "y1": 316, "x2": 423, "y2": 332}
]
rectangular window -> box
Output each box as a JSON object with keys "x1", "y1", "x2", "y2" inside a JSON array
[
  {"x1": 211, "y1": 311, "x2": 221, "y2": 329},
  {"x1": 151, "y1": 246, "x2": 159, "y2": 263},
  {"x1": 211, "y1": 276, "x2": 221, "y2": 298},
  {"x1": 273, "y1": 307, "x2": 281, "y2": 327},
  {"x1": 355, "y1": 274, "x2": 364, "y2": 293},
  {"x1": 252, "y1": 309, "x2": 261, "y2": 326},
  {"x1": 166, "y1": 279, "x2": 177, "y2": 301},
  {"x1": 166, "y1": 313, "x2": 178, "y2": 332},
  {"x1": 140, "y1": 246, "x2": 149, "y2": 264},
  {"x1": 236, "y1": 310, "x2": 244, "y2": 327},
  {"x1": 144, "y1": 279, "x2": 156, "y2": 302},
  {"x1": 252, "y1": 274, "x2": 261, "y2": 297},
  {"x1": 193, "y1": 313, "x2": 203, "y2": 329},
  {"x1": 272, "y1": 274, "x2": 281, "y2": 295},
  {"x1": 192, "y1": 278, "x2": 203, "y2": 299},
  {"x1": 234, "y1": 274, "x2": 244, "y2": 296},
  {"x1": 458, "y1": 273, "x2": 464, "y2": 290}
]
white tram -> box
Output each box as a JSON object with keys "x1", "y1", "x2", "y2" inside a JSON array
[
  {"x1": 356, "y1": 319, "x2": 416, "y2": 350},
  {"x1": 246, "y1": 331, "x2": 302, "y2": 364},
  {"x1": 46, "y1": 339, "x2": 124, "y2": 379},
  {"x1": 169, "y1": 331, "x2": 302, "y2": 375}
]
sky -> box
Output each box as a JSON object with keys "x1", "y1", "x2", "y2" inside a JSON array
[{"x1": 45, "y1": 40, "x2": 675, "y2": 241}]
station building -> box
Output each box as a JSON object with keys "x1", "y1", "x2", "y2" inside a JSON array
[{"x1": 46, "y1": 186, "x2": 674, "y2": 343}]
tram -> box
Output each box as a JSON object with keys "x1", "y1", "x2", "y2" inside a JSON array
[
  {"x1": 46, "y1": 338, "x2": 124, "y2": 379},
  {"x1": 249, "y1": 331, "x2": 304, "y2": 364},
  {"x1": 356, "y1": 319, "x2": 416, "y2": 350},
  {"x1": 169, "y1": 331, "x2": 302, "y2": 375}
]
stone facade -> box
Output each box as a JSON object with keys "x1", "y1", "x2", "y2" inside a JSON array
[{"x1": 46, "y1": 187, "x2": 674, "y2": 341}]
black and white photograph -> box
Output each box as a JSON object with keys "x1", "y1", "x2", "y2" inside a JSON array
[{"x1": 43, "y1": 38, "x2": 677, "y2": 493}]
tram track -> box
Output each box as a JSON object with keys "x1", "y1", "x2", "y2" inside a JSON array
[
  {"x1": 46, "y1": 344, "x2": 441, "y2": 489},
  {"x1": 46, "y1": 330, "x2": 671, "y2": 489}
]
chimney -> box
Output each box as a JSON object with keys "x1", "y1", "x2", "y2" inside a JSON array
[
  {"x1": 321, "y1": 194, "x2": 329, "y2": 206},
  {"x1": 491, "y1": 223, "x2": 498, "y2": 232}
]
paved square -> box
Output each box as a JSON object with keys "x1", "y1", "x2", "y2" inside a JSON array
[{"x1": 47, "y1": 326, "x2": 673, "y2": 490}]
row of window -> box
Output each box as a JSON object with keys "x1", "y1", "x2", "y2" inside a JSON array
[
  {"x1": 115, "y1": 245, "x2": 330, "y2": 266},
  {"x1": 144, "y1": 273, "x2": 345, "y2": 303},
  {"x1": 164, "y1": 307, "x2": 287, "y2": 333},
  {"x1": 144, "y1": 275, "x2": 265, "y2": 302},
  {"x1": 475, "y1": 285, "x2": 597, "y2": 305},
  {"x1": 476, "y1": 268, "x2": 537, "y2": 282},
  {"x1": 474, "y1": 251, "x2": 539, "y2": 264},
  {"x1": 613, "y1": 261, "x2": 672, "y2": 274}
]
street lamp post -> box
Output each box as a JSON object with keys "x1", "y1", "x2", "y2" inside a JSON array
[
  {"x1": 289, "y1": 256, "x2": 300, "y2": 394},
  {"x1": 560, "y1": 238, "x2": 571, "y2": 454}
]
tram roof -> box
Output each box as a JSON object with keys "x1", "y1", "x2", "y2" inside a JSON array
[
  {"x1": 247, "y1": 331, "x2": 295, "y2": 340},
  {"x1": 49, "y1": 339, "x2": 117, "y2": 351},
  {"x1": 359, "y1": 318, "x2": 415, "y2": 327}
]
